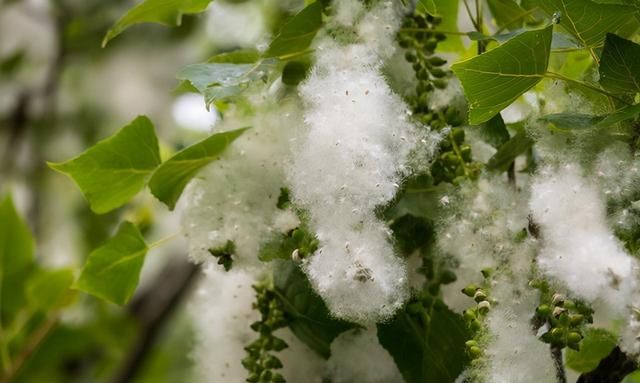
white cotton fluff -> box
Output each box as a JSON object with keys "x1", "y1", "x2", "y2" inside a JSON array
[
  {"x1": 326, "y1": 328, "x2": 403, "y2": 383},
  {"x1": 530, "y1": 165, "x2": 639, "y2": 314},
  {"x1": 181, "y1": 89, "x2": 303, "y2": 269},
  {"x1": 481, "y1": 286, "x2": 556, "y2": 383},
  {"x1": 189, "y1": 266, "x2": 258, "y2": 382},
  {"x1": 438, "y1": 177, "x2": 535, "y2": 311},
  {"x1": 287, "y1": 1, "x2": 439, "y2": 323}
]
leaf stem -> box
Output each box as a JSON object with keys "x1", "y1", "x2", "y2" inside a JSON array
[
  {"x1": 463, "y1": 0, "x2": 480, "y2": 31},
  {"x1": 495, "y1": 7, "x2": 540, "y2": 34},
  {"x1": 400, "y1": 28, "x2": 471, "y2": 36},
  {"x1": 545, "y1": 71, "x2": 631, "y2": 106},
  {"x1": 0, "y1": 314, "x2": 58, "y2": 383},
  {"x1": 148, "y1": 232, "x2": 181, "y2": 250}
]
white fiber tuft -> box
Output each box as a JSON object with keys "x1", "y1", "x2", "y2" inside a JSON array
[
  {"x1": 530, "y1": 165, "x2": 638, "y2": 313},
  {"x1": 287, "y1": 1, "x2": 437, "y2": 323}
]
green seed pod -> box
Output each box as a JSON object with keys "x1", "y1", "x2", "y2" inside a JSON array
[
  {"x1": 469, "y1": 346, "x2": 482, "y2": 359},
  {"x1": 567, "y1": 331, "x2": 582, "y2": 345},
  {"x1": 443, "y1": 152, "x2": 460, "y2": 166},
  {"x1": 465, "y1": 340, "x2": 479, "y2": 348},
  {"x1": 563, "y1": 300, "x2": 576, "y2": 310},
  {"x1": 428, "y1": 56, "x2": 447, "y2": 66},
  {"x1": 460, "y1": 145, "x2": 472, "y2": 162},
  {"x1": 478, "y1": 300, "x2": 491, "y2": 314},
  {"x1": 473, "y1": 289, "x2": 488, "y2": 303},
  {"x1": 424, "y1": 39, "x2": 438, "y2": 51},
  {"x1": 399, "y1": 38, "x2": 411, "y2": 49},
  {"x1": 552, "y1": 293, "x2": 565, "y2": 306},
  {"x1": 463, "y1": 309, "x2": 476, "y2": 322},
  {"x1": 440, "y1": 269, "x2": 457, "y2": 284},
  {"x1": 536, "y1": 304, "x2": 551, "y2": 317},
  {"x1": 462, "y1": 284, "x2": 478, "y2": 297},
  {"x1": 272, "y1": 373, "x2": 286, "y2": 383},
  {"x1": 428, "y1": 282, "x2": 440, "y2": 295},
  {"x1": 270, "y1": 337, "x2": 288, "y2": 351},
  {"x1": 413, "y1": 62, "x2": 422, "y2": 72},
  {"x1": 470, "y1": 319, "x2": 482, "y2": 332},
  {"x1": 569, "y1": 314, "x2": 585, "y2": 326},
  {"x1": 450, "y1": 124, "x2": 464, "y2": 140},
  {"x1": 260, "y1": 369, "x2": 273, "y2": 381},
  {"x1": 247, "y1": 373, "x2": 260, "y2": 383},
  {"x1": 405, "y1": 51, "x2": 417, "y2": 63},
  {"x1": 430, "y1": 68, "x2": 447, "y2": 78},
  {"x1": 435, "y1": 33, "x2": 447, "y2": 41},
  {"x1": 550, "y1": 327, "x2": 564, "y2": 341},
  {"x1": 434, "y1": 79, "x2": 448, "y2": 89},
  {"x1": 417, "y1": 68, "x2": 429, "y2": 80},
  {"x1": 242, "y1": 356, "x2": 257, "y2": 369},
  {"x1": 264, "y1": 355, "x2": 283, "y2": 369},
  {"x1": 481, "y1": 268, "x2": 493, "y2": 279}
]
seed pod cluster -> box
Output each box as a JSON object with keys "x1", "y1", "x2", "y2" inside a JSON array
[
  {"x1": 460, "y1": 270, "x2": 494, "y2": 360},
  {"x1": 243, "y1": 284, "x2": 289, "y2": 383},
  {"x1": 397, "y1": 12, "x2": 480, "y2": 185},
  {"x1": 531, "y1": 280, "x2": 593, "y2": 351}
]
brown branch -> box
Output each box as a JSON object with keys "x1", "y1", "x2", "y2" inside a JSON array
[
  {"x1": 110, "y1": 258, "x2": 200, "y2": 383},
  {"x1": 577, "y1": 347, "x2": 637, "y2": 383}
]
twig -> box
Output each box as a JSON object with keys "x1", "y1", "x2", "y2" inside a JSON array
[
  {"x1": 110, "y1": 258, "x2": 199, "y2": 383},
  {"x1": 550, "y1": 346, "x2": 567, "y2": 383}
]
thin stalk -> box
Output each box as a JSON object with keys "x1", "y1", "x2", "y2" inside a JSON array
[
  {"x1": 463, "y1": 0, "x2": 480, "y2": 31},
  {"x1": 400, "y1": 28, "x2": 471, "y2": 36},
  {"x1": 545, "y1": 72, "x2": 631, "y2": 106}
]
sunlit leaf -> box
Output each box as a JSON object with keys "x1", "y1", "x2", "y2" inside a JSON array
[
  {"x1": 103, "y1": 0, "x2": 214, "y2": 46},
  {"x1": 599, "y1": 34, "x2": 640, "y2": 95},
  {"x1": 565, "y1": 328, "x2": 617, "y2": 373},
  {"x1": 264, "y1": 1, "x2": 323, "y2": 59},
  {"x1": 177, "y1": 63, "x2": 270, "y2": 106},
  {"x1": 75, "y1": 221, "x2": 147, "y2": 305},
  {"x1": 149, "y1": 127, "x2": 249, "y2": 210},
  {"x1": 452, "y1": 25, "x2": 553, "y2": 124},
  {"x1": 49, "y1": 116, "x2": 161, "y2": 214},
  {"x1": 533, "y1": 0, "x2": 639, "y2": 48}
]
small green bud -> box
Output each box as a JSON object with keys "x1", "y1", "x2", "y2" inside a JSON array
[
  {"x1": 536, "y1": 304, "x2": 551, "y2": 317},
  {"x1": 469, "y1": 346, "x2": 482, "y2": 359},
  {"x1": 473, "y1": 289, "x2": 488, "y2": 303},
  {"x1": 470, "y1": 319, "x2": 482, "y2": 332},
  {"x1": 434, "y1": 79, "x2": 448, "y2": 89},
  {"x1": 550, "y1": 327, "x2": 564, "y2": 340},
  {"x1": 430, "y1": 68, "x2": 447, "y2": 78},
  {"x1": 428, "y1": 56, "x2": 447, "y2": 66},
  {"x1": 563, "y1": 300, "x2": 576, "y2": 310},
  {"x1": 567, "y1": 331, "x2": 582, "y2": 345},
  {"x1": 462, "y1": 284, "x2": 478, "y2": 297},
  {"x1": 463, "y1": 309, "x2": 476, "y2": 322},
  {"x1": 405, "y1": 51, "x2": 417, "y2": 63},
  {"x1": 259, "y1": 369, "x2": 272, "y2": 381},
  {"x1": 552, "y1": 293, "x2": 565, "y2": 306},
  {"x1": 478, "y1": 300, "x2": 491, "y2": 314},
  {"x1": 424, "y1": 39, "x2": 438, "y2": 51},
  {"x1": 264, "y1": 355, "x2": 283, "y2": 369},
  {"x1": 271, "y1": 373, "x2": 286, "y2": 383},
  {"x1": 269, "y1": 337, "x2": 288, "y2": 351},
  {"x1": 460, "y1": 144, "x2": 472, "y2": 162},
  {"x1": 465, "y1": 340, "x2": 479, "y2": 348},
  {"x1": 439, "y1": 269, "x2": 457, "y2": 284},
  {"x1": 247, "y1": 373, "x2": 260, "y2": 383},
  {"x1": 481, "y1": 268, "x2": 493, "y2": 279},
  {"x1": 569, "y1": 314, "x2": 584, "y2": 326}
]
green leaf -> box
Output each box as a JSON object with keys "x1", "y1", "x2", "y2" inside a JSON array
[
  {"x1": 487, "y1": 0, "x2": 534, "y2": 31},
  {"x1": 75, "y1": 221, "x2": 148, "y2": 305},
  {"x1": 264, "y1": 1, "x2": 323, "y2": 59},
  {"x1": 622, "y1": 370, "x2": 640, "y2": 383},
  {"x1": 565, "y1": 328, "x2": 617, "y2": 373},
  {"x1": 599, "y1": 34, "x2": 640, "y2": 95},
  {"x1": 481, "y1": 113, "x2": 511, "y2": 148},
  {"x1": 27, "y1": 269, "x2": 74, "y2": 311},
  {"x1": 533, "y1": 0, "x2": 639, "y2": 48},
  {"x1": 432, "y1": 0, "x2": 462, "y2": 51},
  {"x1": 103, "y1": 0, "x2": 214, "y2": 46},
  {"x1": 176, "y1": 63, "x2": 268, "y2": 106},
  {"x1": 207, "y1": 49, "x2": 260, "y2": 64},
  {"x1": 377, "y1": 301, "x2": 470, "y2": 383},
  {"x1": 0, "y1": 195, "x2": 34, "y2": 325},
  {"x1": 417, "y1": 0, "x2": 438, "y2": 16},
  {"x1": 451, "y1": 25, "x2": 553, "y2": 124},
  {"x1": 539, "y1": 103, "x2": 640, "y2": 129},
  {"x1": 148, "y1": 127, "x2": 249, "y2": 210},
  {"x1": 49, "y1": 116, "x2": 161, "y2": 214},
  {"x1": 272, "y1": 260, "x2": 355, "y2": 358},
  {"x1": 487, "y1": 131, "x2": 534, "y2": 171}
]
